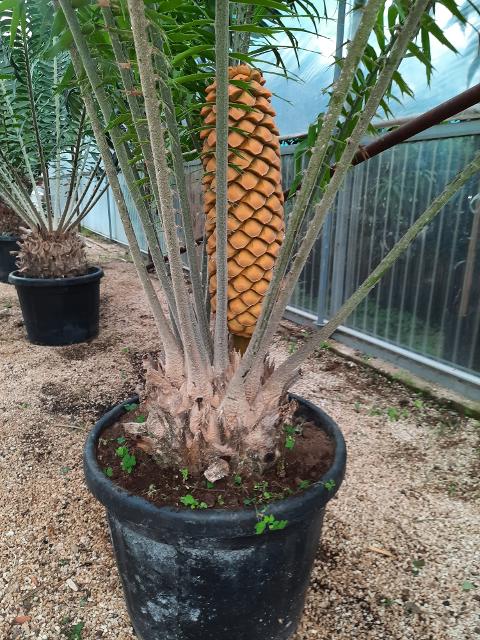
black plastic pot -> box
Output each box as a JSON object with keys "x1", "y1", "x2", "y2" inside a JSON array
[
  {"x1": 84, "y1": 394, "x2": 347, "y2": 640},
  {"x1": 8, "y1": 266, "x2": 103, "y2": 346},
  {"x1": 0, "y1": 235, "x2": 19, "y2": 283}
]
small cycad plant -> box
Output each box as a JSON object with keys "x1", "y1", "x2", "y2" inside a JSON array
[
  {"x1": 53, "y1": 0, "x2": 479, "y2": 481},
  {"x1": 0, "y1": 0, "x2": 107, "y2": 278}
]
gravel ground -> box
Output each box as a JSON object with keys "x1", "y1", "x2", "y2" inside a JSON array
[{"x1": 0, "y1": 240, "x2": 479, "y2": 640}]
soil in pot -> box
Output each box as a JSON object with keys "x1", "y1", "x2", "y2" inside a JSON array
[{"x1": 96, "y1": 402, "x2": 336, "y2": 509}]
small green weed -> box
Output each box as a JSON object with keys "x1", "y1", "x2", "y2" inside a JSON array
[
  {"x1": 124, "y1": 402, "x2": 138, "y2": 412},
  {"x1": 233, "y1": 474, "x2": 242, "y2": 486},
  {"x1": 320, "y1": 341, "x2": 331, "y2": 350},
  {"x1": 115, "y1": 446, "x2": 136, "y2": 474},
  {"x1": 134, "y1": 414, "x2": 146, "y2": 424},
  {"x1": 462, "y1": 580, "x2": 476, "y2": 591},
  {"x1": 62, "y1": 620, "x2": 85, "y2": 640},
  {"x1": 180, "y1": 468, "x2": 189, "y2": 482},
  {"x1": 288, "y1": 340, "x2": 297, "y2": 354},
  {"x1": 447, "y1": 482, "x2": 457, "y2": 496},
  {"x1": 284, "y1": 422, "x2": 303, "y2": 450},
  {"x1": 121, "y1": 347, "x2": 130, "y2": 353},
  {"x1": 412, "y1": 558, "x2": 425, "y2": 576},
  {"x1": 323, "y1": 479, "x2": 336, "y2": 491},
  {"x1": 387, "y1": 407, "x2": 409, "y2": 422},
  {"x1": 380, "y1": 597, "x2": 395, "y2": 607},
  {"x1": 413, "y1": 399, "x2": 424, "y2": 410},
  {"x1": 298, "y1": 479, "x2": 311, "y2": 490},
  {"x1": 104, "y1": 467, "x2": 113, "y2": 478},
  {"x1": 255, "y1": 513, "x2": 288, "y2": 535},
  {"x1": 180, "y1": 494, "x2": 208, "y2": 509}
]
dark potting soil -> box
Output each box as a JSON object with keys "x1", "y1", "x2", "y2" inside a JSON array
[{"x1": 96, "y1": 403, "x2": 336, "y2": 510}]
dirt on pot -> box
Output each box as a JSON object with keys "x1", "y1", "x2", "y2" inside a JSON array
[{"x1": 0, "y1": 237, "x2": 478, "y2": 640}]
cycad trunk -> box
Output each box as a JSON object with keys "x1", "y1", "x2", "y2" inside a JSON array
[{"x1": 201, "y1": 65, "x2": 285, "y2": 341}]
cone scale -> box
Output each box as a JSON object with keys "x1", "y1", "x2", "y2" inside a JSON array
[{"x1": 200, "y1": 65, "x2": 285, "y2": 343}]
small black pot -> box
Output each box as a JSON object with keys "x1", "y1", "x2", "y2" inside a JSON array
[
  {"x1": 8, "y1": 266, "x2": 103, "y2": 346},
  {"x1": 84, "y1": 394, "x2": 347, "y2": 640},
  {"x1": 0, "y1": 235, "x2": 19, "y2": 283}
]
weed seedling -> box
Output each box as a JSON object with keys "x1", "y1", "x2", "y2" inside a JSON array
[
  {"x1": 62, "y1": 620, "x2": 85, "y2": 640},
  {"x1": 284, "y1": 422, "x2": 302, "y2": 450},
  {"x1": 462, "y1": 580, "x2": 476, "y2": 591},
  {"x1": 115, "y1": 446, "x2": 136, "y2": 474},
  {"x1": 298, "y1": 479, "x2": 311, "y2": 490},
  {"x1": 380, "y1": 597, "x2": 395, "y2": 607},
  {"x1": 255, "y1": 513, "x2": 288, "y2": 535},
  {"x1": 180, "y1": 494, "x2": 208, "y2": 509},
  {"x1": 447, "y1": 482, "x2": 457, "y2": 496},
  {"x1": 134, "y1": 414, "x2": 146, "y2": 424},
  {"x1": 180, "y1": 468, "x2": 189, "y2": 482},
  {"x1": 233, "y1": 475, "x2": 242, "y2": 486},
  {"x1": 386, "y1": 407, "x2": 409, "y2": 421},
  {"x1": 104, "y1": 467, "x2": 113, "y2": 478},
  {"x1": 288, "y1": 340, "x2": 297, "y2": 354},
  {"x1": 412, "y1": 559, "x2": 425, "y2": 576},
  {"x1": 124, "y1": 402, "x2": 138, "y2": 412},
  {"x1": 323, "y1": 479, "x2": 336, "y2": 491}
]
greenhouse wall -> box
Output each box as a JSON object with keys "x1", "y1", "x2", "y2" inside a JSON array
[{"x1": 83, "y1": 120, "x2": 480, "y2": 401}]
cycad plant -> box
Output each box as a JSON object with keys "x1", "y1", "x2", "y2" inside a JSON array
[
  {"x1": 55, "y1": 0, "x2": 480, "y2": 480},
  {"x1": 0, "y1": 0, "x2": 107, "y2": 278}
]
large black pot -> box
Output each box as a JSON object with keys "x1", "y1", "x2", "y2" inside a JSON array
[
  {"x1": 84, "y1": 394, "x2": 347, "y2": 640},
  {"x1": 8, "y1": 266, "x2": 103, "y2": 346},
  {"x1": 0, "y1": 235, "x2": 19, "y2": 283}
]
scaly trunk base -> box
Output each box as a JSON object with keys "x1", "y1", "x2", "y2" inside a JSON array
[{"x1": 125, "y1": 353, "x2": 293, "y2": 481}]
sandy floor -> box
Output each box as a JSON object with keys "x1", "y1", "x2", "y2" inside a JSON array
[{"x1": 0, "y1": 241, "x2": 478, "y2": 640}]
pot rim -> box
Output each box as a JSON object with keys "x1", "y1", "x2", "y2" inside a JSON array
[
  {"x1": 84, "y1": 394, "x2": 347, "y2": 538},
  {"x1": 8, "y1": 265, "x2": 103, "y2": 287}
]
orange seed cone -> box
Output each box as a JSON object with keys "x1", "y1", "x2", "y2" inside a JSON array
[{"x1": 201, "y1": 64, "x2": 285, "y2": 339}]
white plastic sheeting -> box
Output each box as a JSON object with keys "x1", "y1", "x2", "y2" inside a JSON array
[{"x1": 261, "y1": 1, "x2": 480, "y2": 136}]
